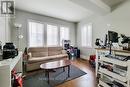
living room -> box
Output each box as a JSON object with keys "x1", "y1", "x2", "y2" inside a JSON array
[{"x1": 0, "y1": 0, "x2": 130, "y2": 87}]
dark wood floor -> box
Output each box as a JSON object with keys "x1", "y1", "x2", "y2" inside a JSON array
[{"x1": 56, "y1": 59, "x2": 96, "y2": 87}]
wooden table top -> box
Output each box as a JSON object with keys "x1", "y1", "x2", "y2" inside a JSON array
[{"x1": 40, "y1": 60, "x2": 71, "y2": 70}]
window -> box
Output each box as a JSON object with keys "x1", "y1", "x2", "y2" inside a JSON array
[
  {"x1": 81, "y1": 23, "x2": 92, "y2": 47},
  {"x1": 60, "y1": 27, "x2": 69, "y2": 45},
  {"x1": 28, "y1": 21, "x2": 44, "y2": 47},
  {"x1": 47, "y1": 24, "x2": 58, "y2": 46},
  {"x1": 28, "y1": 20, "x2": 70, "y2": 47}
]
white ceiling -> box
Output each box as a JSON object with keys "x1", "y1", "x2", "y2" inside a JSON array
[
  {"x1": 15, "y1": 0, "x2": 125, "y2": 22},
  {"x1": 16, "y1": 0, "x2": 93, "y2": 22},
  {"x1": 101, "y1": 0, "x2": 125, "y2": 7}
]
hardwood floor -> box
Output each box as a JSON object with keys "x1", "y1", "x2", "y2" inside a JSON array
[
  {"x1": 56, "y1": 59, "x2": 96, "y2": 87},
  {"x1": 24, "y1": 58, "x2": 96, "y2": 87}
]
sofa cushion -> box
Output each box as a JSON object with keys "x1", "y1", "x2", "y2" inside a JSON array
[
  {"x1": 62, "y1": 50, "x2": 67, "y2": 54},
  {"x1": 49, "y1": 54, "x2": 68, "y2": 58},
  {"x1": 28, "y1": 56, "x2": 52, "y2": 63},
  {"x1": 28, "y1": 47, "x2": 48, "y2": 52},
  {"x1": 28, "y1": 47, "x2": 48, "y2": 57},
  {"x1": 28, "y1": 54, "x2": 68, "y2": 63},
  {"x1": 31, "y1": 52, "x2": 48, "y2": 57},
  {"x1": 26, "y1": 47, "x2": 68, "y2": 71},
  {"x1": 48, "y1": 47, "x2": 62, "y2": 56},
  {"x1": 48, "y1": 47, "x2": 62, "y2": 51},
  {"x1": 48, "y1": 51, "x2": 62, "y2": 56}
]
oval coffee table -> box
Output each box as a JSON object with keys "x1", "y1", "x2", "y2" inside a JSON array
[{"x1": 40, "y1": 60, "x2": 71, "y2": 84}]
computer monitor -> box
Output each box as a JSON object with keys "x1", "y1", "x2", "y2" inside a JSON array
[
  {"x1": 108, "y1": 31, "x2": 118, "y2": 55},
  {"x1": 108, "y1": 31, "x2": 118, "y2": 43}
]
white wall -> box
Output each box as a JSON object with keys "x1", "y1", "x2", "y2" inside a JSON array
[
  {"x1": 77, "y1": 0, "x2": 130, "y2": 59},
  {"x1": 0, "y1": 17, "x2": 11, "y2": 46},
  {"x1": 11, "y1": 9, "x2": 76, "y2": 51}
]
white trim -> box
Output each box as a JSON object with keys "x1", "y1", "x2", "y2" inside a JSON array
[
  {"x1": 27, "y1": 19, "x2": 45, "y2": 24},
  {"x1": 70, "y1": 0, "x2": 111, "y2": 14},
  {"x1": 90, "y1": 0, "x2": 111, "y2": 13}
]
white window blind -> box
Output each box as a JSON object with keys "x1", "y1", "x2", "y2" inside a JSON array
[
  {"x1": 28, "y1": 21, "x2": 44, "y2": 47},
  {"x1": 60, "y1": 27, "x2": 69, "y2": 46},
  {"x1": 81, "y1": 23, "x2": 92, "y2": 47},
  {"x1": 47, "y1": 24, "x2": 58, "y2": 46}
]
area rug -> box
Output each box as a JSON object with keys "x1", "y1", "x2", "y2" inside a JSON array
[{"x1": 23, "y1": 65, "x2": 87, "y2": 87}]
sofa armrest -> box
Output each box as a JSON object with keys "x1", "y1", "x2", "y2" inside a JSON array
[
  {"x1": 27, "y1": 52, "x2": 32, "y2": 60},
  {"x1": 23, "y1": 52, "x2": 31, "y2": 61},
  {"x1": 22, "y1": 52, "x2": 32, "y2": 72},
  {"x1": 62, "y1": 50, "x2": 67, "y2": 54}
]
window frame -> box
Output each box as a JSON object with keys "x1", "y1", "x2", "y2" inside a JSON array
[
  {"x1": 27, "y1": 19, "x2": 70, "y2": 47},
  {"x1": 27, "y1": 19, "x2": 45, "y2": 47}
]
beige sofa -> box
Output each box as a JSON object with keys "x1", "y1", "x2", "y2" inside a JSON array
[{"x1": 25, "y1": 47, "x2": 68, "y2": 71}]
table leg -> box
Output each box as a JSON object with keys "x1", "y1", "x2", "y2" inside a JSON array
[
  {"x1": 45, "y1": 70, "x2": 50, "y2": 84},
  {"x1": 47, "y1": 70, "x2": 49, "y2": 84},
  {"x1": 68, "y1": 65, "x2": 70, "y2": 77},
  {"x1": 45, "y1": 70, "x2": 47, "y2": 77},
  {"x1": 63, "y1": 67, "x2": 65, "y2": 72}
]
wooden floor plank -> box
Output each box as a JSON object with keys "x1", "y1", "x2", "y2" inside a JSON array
[{"x1": 56, "y1": 59, "x2": 96, "y2": 87}]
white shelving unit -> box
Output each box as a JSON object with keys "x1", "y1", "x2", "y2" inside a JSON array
[
  {"x1": 99, "y1": 80, "x2": 110, "y2": 87},
  {"x1": 0, "y1": 52, "x2": 23, "y2": 87},
  {"x1": 96, "y1": 48, "x2": 130, "y2": 87},
  {"x1": 99, "y1": 68, "x2": 127, "y2": 82}
]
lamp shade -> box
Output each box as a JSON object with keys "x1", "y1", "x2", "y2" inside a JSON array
[
  {"x1": 14, "y1": 23, "x2": 22, "y2": 28},
  {"x1": 18, "y1": 35, "x2": 24, "y2": 39}
]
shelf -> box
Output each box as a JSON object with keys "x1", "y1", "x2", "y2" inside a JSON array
[
  {"x1": 101, "y1": 73, "x2": 127, "y2": 87},
  {"x1": 99, "y1": 80, "x2": 111, "y2": 87},
  {"x1": 95, "y1": 48, "x2": 130, "y2": 54},
  {"x1": 99, "y1": 68, "x2": 127, "y2": 82},
  {"x1": 96, "y1": 49, "x2": 130, "y2": 87},
  {"x1": 100, "y1": 56, "x2": 127, "y2": 67}
]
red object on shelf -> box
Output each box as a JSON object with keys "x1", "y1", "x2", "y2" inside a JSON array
[
  {"x1": 12, "y1": 69, "x2": 23, "y2": 87},
  {"x1": 89, "y1": 55, "x2": 96, "y2": 68},
  {"x1": 90, "y1": 55, "x2": 96, "y2": 61}
]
